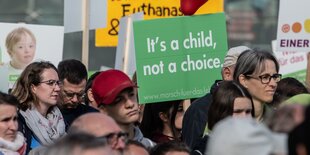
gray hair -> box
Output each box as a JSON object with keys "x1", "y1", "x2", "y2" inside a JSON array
[{"x1": 233, "y1": 49, "x2": 279, "y2": 83}]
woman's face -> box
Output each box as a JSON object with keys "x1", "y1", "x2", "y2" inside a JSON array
[
  {"x1": 232, "y1": 97, "x2": 252, "y2": 118},
  {"x1": 10, "y1": 33, "x2": 36, "y2": 68},
  {"x1": 0, "y1": 104, "x2": 18, "y2": 142},
  {"x1": 174, "y1": 103, "x2": 184, "y2": 129},
  {"x1": 242, "y1": 59, "x2": 278, "y2": 104},
  {"x1": 32, "y1": 68, "x2": 60, "y2": 108}
]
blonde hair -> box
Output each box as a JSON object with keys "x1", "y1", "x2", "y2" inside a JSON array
[{"x1": 5, "y1": 27, "x2": 36, "y2": 54}]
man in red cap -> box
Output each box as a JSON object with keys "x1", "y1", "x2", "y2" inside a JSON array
[{"x1": 92, "y1": 69, "x2": 155, "y2": 148}]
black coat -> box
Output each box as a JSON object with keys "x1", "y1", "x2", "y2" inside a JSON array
[{"x1": 182, "y1": 80, "x2": 221, "y2": 150}]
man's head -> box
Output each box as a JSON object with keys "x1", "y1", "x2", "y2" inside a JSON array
[
  {"x1": 69, "y1": 113, "x2": 127, "y2": 155},
  {"x1": 58, "y1": 59, "x2": 87, "y2": 108},
  {"x1": 84, "y1": 71, "x2": 101, "y2": 110},
  {"x1": 92, "y1": 69, "x2": 140, "y2": 125},
  {"x1": 46, "y1": 132, "x2": 113, "y2": 155},
  {"x1": 124, "y1": 140, "x2": 149, "y2": 155},
  {"x1": 222, "y1": 46, "x2": 250, "y2": 81},
  {"x1": 150, "y1": 141, "x2": 190, "y2": 155}
]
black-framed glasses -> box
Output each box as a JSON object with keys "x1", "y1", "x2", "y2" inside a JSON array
[
  {"x1": 63, "y1": 90, "x2": 85, "y2": 100},
  {"x1": 99, "y1": 132, "x2": 129, "y2": 145},
  {"x1": 39, "y1": 80, "x2": 62, "y2": 87},
  {"x1": 245, "y1": 73, "x2": 282, "y2": 84}
]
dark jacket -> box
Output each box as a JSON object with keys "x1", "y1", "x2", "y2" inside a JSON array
[
  {"x1": 60, "y1": 104, "x2": 98, "y2": 131},
  {"x1": 18, "y1": 112, "x2": 34, "y2": 154},
  {"x1": 182, "y1": 80, "x2": 221, "y2": 150}
]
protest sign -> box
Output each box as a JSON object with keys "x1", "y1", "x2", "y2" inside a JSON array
[
  {"x1": 96, "y1": 0, "x2": 223, "y2": 46},
  {"x1": 0, "y1": 23, "x2": 63, "y2": 92},
  {"x1": 276, "y1": 0, "x2": 310, "y2": 52},
  {"x1": 134, "y1": 13, "x2": 227, "y2": 103}
]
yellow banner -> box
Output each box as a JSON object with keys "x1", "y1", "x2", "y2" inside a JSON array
[{"x1": 95, "y1": 0, "x2": 223, "y2": 47}]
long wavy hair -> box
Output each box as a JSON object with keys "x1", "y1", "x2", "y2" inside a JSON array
[{"x1": 11, "y1": 61, "x2": 58, "y2": 111}]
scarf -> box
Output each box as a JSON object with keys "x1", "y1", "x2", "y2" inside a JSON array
[
  {"x1": 20, "y1": 106, "x2": 66, "y2": 146},
  {"x1": 0, "y1": 132, "x2": 26, "y2": 155}
]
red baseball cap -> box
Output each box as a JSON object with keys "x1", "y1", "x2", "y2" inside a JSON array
[{"x1": 92, "y1": 69, "x2": 136, "y2": 105}]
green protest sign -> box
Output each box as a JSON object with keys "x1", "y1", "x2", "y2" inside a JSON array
[{"x1": 133, "y1": 13, "x2": 228, "y2": 104}]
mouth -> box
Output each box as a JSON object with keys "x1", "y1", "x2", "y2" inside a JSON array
[
  {"x1": 6, "y1": 133, "x2": 17, "y2": 139},
  {"x1": 24, "y1": 55, "x2": 32, "y2": 59},
  {"x1": 127, "y1": 110, "x2": 139, "y2": 117},
  {"x1": 266, "y1": 90, "x2": 275, "y2": 95},
  {"x1": 51, "y1": 95, "x2": 59, "y2": 99}
]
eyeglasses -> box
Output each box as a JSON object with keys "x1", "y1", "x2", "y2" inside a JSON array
[
  {"x1": 63, "y1": 90, "x2": 85, "y2": 100},
  {"x1": 39, "y1": 80, "x2": 62, "y2": 87},
  {"x1": 99, "y1": 132, "x2": 129, "y2": 146},
  {"x1": 245, "y1": 73, "x2": 282, "y2": 84}
]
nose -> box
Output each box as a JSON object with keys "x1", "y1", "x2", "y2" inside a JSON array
[
  {"x1": 124, "y1": 97, "x2": 135, "y2": 108},
  {"x1": 9, "y1": 120, "x2": 18, "y2": 131},
  {"x1": 268, "y1": 78, "x2": 278, "y2": 87},
  {"x1": 71, "y1": 94, "x2": 79, "y2": 103},
  {"x1": 25, "y1": 46, "x2": 32, "y2": 53},
  {"x1": 114, "y1": 137, "x2": 126, "y2": 150},
  {"x1": 54, "y1": 84, "x2": 61, "y2": 91}
]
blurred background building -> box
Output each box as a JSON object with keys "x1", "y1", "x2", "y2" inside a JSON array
[{"x1": 0, "y1": 0, "x2": 279, "y2": 71}]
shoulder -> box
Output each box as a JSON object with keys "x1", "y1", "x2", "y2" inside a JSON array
[
  {"x1": 78, "y1": 104, "x2": 99, "y2": 113},
  {"x1": 133, "y1": 127, "x2": 156, "y2": 147}
]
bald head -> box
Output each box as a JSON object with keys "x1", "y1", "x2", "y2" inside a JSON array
[{"x1": 69, "y1": 113, "x2": 122, "y2": 137}]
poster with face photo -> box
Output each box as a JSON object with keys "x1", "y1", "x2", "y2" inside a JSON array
[{"x1": 0, "y1": 23, "x2": 64, "y2": 93}]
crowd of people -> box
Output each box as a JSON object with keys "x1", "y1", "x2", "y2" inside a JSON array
[{"x1": 0, "y1": 46, "x2": 309, "y2": 155}]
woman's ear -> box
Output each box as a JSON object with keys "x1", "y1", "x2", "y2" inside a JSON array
[
  {"x1": 239, "y1": 74, "x2": 248, "y2": 88},
  {"x1": 159, "y1": 112, "x2": 169, "y2": 123},
  {"x1": 31, "y1": 84, "x2": 36, "y2": 94}
]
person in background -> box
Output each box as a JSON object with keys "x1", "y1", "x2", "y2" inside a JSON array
[
  {"x1": 68, "y1": 113, "x2": 127, "y2": 155},
  {"x1": 288, "y1": 105, "x2": 310, "y2": 155},
  {"x1": 92, "y1": 69, "x2": 155, "y2": 148},
  {"x1": 84, "y1": 71, "x2": 101, "y2": 110},
  {"x1": 45, "y1": 132, "x2": 113, "y2": 155},
  {"x1": 124, "y1": 140, "x2": 150, "y2": 155},
  {"x1": 233, "y1": 49, "x2": 281, "y2": 122},
  {"x1": 57, "y1": 59, "x2": 98, "y2": 130},
  {"x1": 5, "y1": 27, "x2": 36, "y2": 71},
  {"x1": 0, "y1": 92, "x2": 26, "y2": 155},
  {"x1": 140, "y1": 100, "x2": 184, "y2": 143},
  {"x1": 267, "y1": 104, "x2": 305, "y2": 133},
  {"x1": 150, "y1": 141, "x2": 190, "y2": 155},
  {"x1": 1, "y1": 27, "x2": 36, "y2": 92},
  {"x1": 191, "y1": 81, "x2": 254, "y2": 155},
  {"x1": 271, "y1": 77, "x2": 308, "y2": 109},
  {"x1": 11, "y1": 61, "x2": 66, "y2": 153},
  {"x1": 207, "y1": 81, "x2": 254, "y2": 131},
  {"x1": 182, "y1": 46, "x2": 250, "y2": 150},
  {"x1": 207, "y1": 117, "x2": 286, "y2": 155}
]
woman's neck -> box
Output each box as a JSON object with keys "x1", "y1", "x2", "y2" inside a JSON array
[
  {"x1": 252, "y1": 99, "x2": 264, "y2": 121},
  {"x1": 162, "y1": 127, "x2": 174, "y2": 139},
  {"x1": 36, "y1": 103, "x2": 51, "y2": 117}
]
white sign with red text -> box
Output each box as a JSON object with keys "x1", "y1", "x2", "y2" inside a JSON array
[
  {"x1": 276, "y1": 0, "x2": 310, "y2": 52},
  {"x1": 272, "y1": 40, "x2": 307, "y2": 82}
]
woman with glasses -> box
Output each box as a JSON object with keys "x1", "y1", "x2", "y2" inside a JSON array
[
  {"x1": 233, "y1": 49, "x2": 281, "y2": 122},
  {"x1": 11, "y1": 61, "x2": 66, "y2": 153}
]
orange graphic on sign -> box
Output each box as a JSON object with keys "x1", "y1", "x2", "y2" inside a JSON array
[{"x1": 292, "y1": 22, "x2": 302, "y2": 33}]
